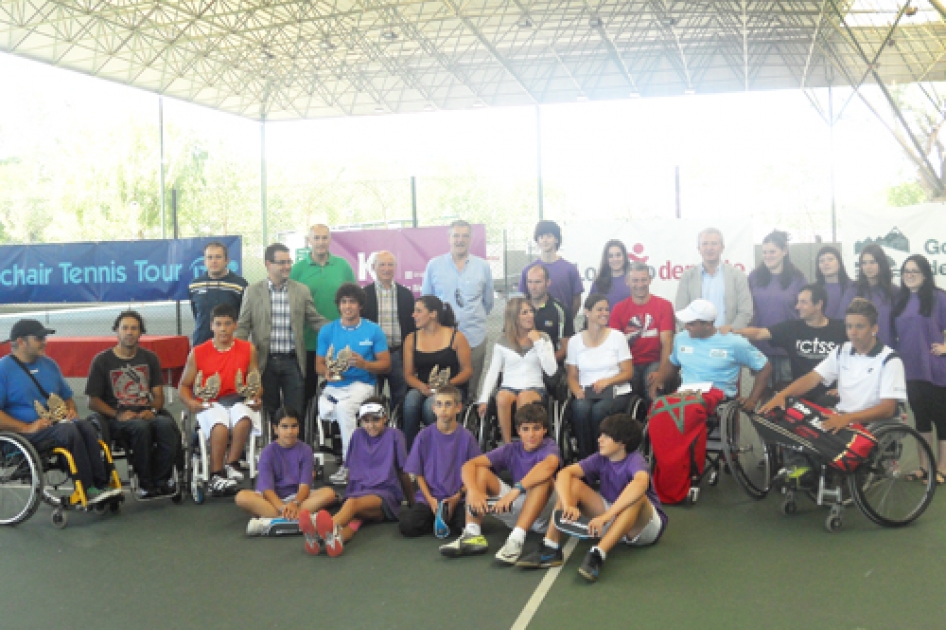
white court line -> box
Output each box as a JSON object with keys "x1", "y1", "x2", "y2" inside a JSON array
[{"x1": 510, "y1": 536, "x2": 579, "y2": 630}]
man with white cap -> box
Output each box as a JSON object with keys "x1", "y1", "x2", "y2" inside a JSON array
[{"x1": 650, "y1": 299, "x2": 771, "y2": 411}]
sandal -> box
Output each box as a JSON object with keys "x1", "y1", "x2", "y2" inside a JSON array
[{"x1": 905, "y1": 468, "x2": 928, "y2": 482}]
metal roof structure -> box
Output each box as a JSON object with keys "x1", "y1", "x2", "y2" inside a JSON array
[{"x1": 1, "y1": 1, "x2": 944, "y2": 121}]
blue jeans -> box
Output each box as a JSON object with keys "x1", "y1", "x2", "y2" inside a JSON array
[
  {"x1": 571, "y1": 394, "x2": 631, "y2": 460},
  {"x1": 383, "y1": 349, "x2": 408, "y2": 411},
  {"x1": 262, "y1": 354, "x2": 305, "y2": 433},
  {"x1": 402, "y1": 388, "x2": 436, "y2": 452}
]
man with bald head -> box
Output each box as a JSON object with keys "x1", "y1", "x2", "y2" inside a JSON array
[
  {"x1": 291, "y1": 224, "x2": 356, "y2": 409},
  {"x1": 363, "y1": 251, "x2": 416, "y2": 410}
]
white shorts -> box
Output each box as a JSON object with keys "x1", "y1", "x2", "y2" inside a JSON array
[
  {"x1": 601, "y1": 498, "x2": 664, "y2": 546},
  {"x1": 196, "y1": 402, "x2": 262, "y2": 440},
  {"x1": 489, "y1": 480, "x2": 556, "y2": 533}
]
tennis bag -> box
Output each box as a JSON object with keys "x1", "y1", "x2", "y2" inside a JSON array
[
  {"x1": 752, "y1": 399, "x2": 877, "y2": 472},
  {"x1": 647, "y1": 388, "x2": 726, "y2": 504}
]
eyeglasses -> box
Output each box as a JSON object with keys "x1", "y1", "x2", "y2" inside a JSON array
[
  {"x1": 271, "y1": 260, "x2": 293, "y2": 266},
  {"x1": 903, "y1": 269, "x2": 922, "y2": 275}
]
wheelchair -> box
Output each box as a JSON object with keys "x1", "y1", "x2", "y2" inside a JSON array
[
  {"x1": 728, "y1": 404, "x2": 936, "y2": 532},
  {"x1": 181, "y1": 405, "x2": 266, "y2": 504},
  {"x1": 0, "y1": 429, "x2": 124, "y2": 529},
  {"x1": 556, "y1": 386, "x2": 648, "y2": 466},
  {"x1": 475, "y1": 370, "x2": 564, "y2": 453}
]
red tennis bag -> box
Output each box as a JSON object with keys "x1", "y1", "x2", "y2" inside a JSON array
[
  {"x1": 752, "y1": 399, "x2": 877, "y2": 472},
  {"x1": 647, "y1": 388, "x2": 726, "y2": 504}
]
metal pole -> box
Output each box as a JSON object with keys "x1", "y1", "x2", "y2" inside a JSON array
[
  {"x1": 159, "y1": 97, "x2": 166, "y2": 239},
  {"x1": 829, "y1": 82, "x2": 837, "y2": 243},
  {"x1": 260, "y1": 117, "x2": 268, "y2": 245},
  {"x1": 535, "y1": 105, "x2": 544, "y2": 220},
  {"x1": 411, "y1": 176, "x2": 418, "y2": 227},
  {"x1": 171, "y1": 188, "x2": 182, "y2": 335},
  {"x1": 503, "y1": 229, "x2": 509, "y2": 296},
  {"x1": 675, "y1": 166, "x2": 681, "y2": 218}
]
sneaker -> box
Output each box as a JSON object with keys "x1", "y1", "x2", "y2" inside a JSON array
[
  {"x1": 299, "y1": 510, "x2": 323, "y2": 555},
  {"x1": 156, "y1": 479, "x2": 177, "y2": 496},
  {"x1": 246, "y1": 518, "x2": 268, "y2": 537},
  {"x1": 516, "y1": 543, "x2": 564, "y2": 569},
  {"x1": 495, "y1": 535, "x2": 524, "y2": 565},
  {"x1": 136, "y1": 487, "x2": 159, "y2": 500},
  {"x1": 578, "y1": 549, "x2": 604, "y2": 582},
  {"x1": 208, "y1": 474, "x2": 238, "y2": 496},
  {"x1": 316, "y1": 510, "x2": 344, "y2": 557},
  {"x1": 787, "y1": 466, "x2": 811, "y2": 481},
  {"x1": 329, "y1": 466, "x2": 348, "y2": 485},
  {"x1": 439, "y1": 531, "x2": 489, "y2": 558},
  {"x1": 225, "y1": 464, "x2": 245, "y2": 482},
  {"x1": 86, "y1": 487, "x2": 110, "y2": 505},
  {"x1": 433, "y1": 501, "x2": 451, "y2": 539}
]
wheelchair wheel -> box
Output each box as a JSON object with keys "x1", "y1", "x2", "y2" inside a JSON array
[
  {"x1": 556, "y1": 408, "x2": 579, "y2": 465},
  {"x1": 388, "y1": 404, "x2": 403, "y2": 430},
  {"x1": 51, "y1": 508, "x2": 68, "y2": 529},
  {"x1": 0, "y1": 433, "x2": 44, "y2": 526},
  {"x1": 721, "y1": 404, "x2": 772, "y2": 500},
  {"x1": 627, "y1": 395, "x2": 648, "y2": 423},
  {"x1": 462, "y1": 407, "x2": 482, "y2": 444},
  {"x1": 849, "y1": 423, "x2": 936, "y2": 527}
]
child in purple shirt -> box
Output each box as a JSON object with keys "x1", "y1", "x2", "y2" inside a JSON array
[
  {"x1": 517, "y1": 413, "x2": 667, "y2": 583},
  {"x1": 400, "y1": 385, "x2": 481, "y2": 538},
  {"x1": 236, "y1": 408, "x2": 318, "y2": 537},
  {"x1": 440, "y1": 403, "x2": 561, "y2": 564},
  {"x1": 299, "y1": 397, "x2": 412, "y2": 556}
]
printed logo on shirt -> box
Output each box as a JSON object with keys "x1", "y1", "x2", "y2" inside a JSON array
[
  {"x1": 709, "y1": 349, "x2": 728, "y2": 359},
  {"x1": 109, "y1": 365, "x2": 152, "y2": 407},
  {"x1": 359, "y1": 339, "x2": 374, "y2": 347},
  {"x1": 796, "y1": 338, "x2": 839, "y2": 359},
  {"x1": 623, "y1": 313, "x2": 657, "y2": 347},
  {"x1": 679, "y1": 346, "x2": 693, "y2": 354}
]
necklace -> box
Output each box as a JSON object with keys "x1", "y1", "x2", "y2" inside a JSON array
[{"x1": 213, "y1": 340, "x2": 235, "y2": 353}]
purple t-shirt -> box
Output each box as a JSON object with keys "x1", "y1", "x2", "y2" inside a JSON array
[
  {"x1": 519, "y1": 258, "x2": 583, "y2": 312},
  {"x1": 345, "y1": 427, "x2": 408, "y2": 517},
  {"x1": 823, "y1": 282, "x2": 857, "y2": 320},
  {"x1": 748, "y1": 270, "x2": 807, "y2": 358},
  {"x1": 404, "y1": 424, "x2": 481, "y2": 505},
  {"x1": 256, "y1": 441, "x2": 315, "y2": 500},
  {"x1": 486, "y1": 437, "x2": 561, "y2": 484},
  {"x1": 590, "y1": 273, "x2": 632, "y2": 310},
  {"x1": 579, "y1": 451, "x2": 668, "y2": 537},
  {"x1": 893, "y1": 291, "x2": 946, "y2": 386},
  {"x1": 859, "y1": 287, "x2": 897, "y2": 347}
]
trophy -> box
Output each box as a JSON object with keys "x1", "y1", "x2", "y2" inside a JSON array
[
  {"x1": 235, "y1": 369, "x2": 261, "y2": 400},
  {"x1": 193, "y1": 371, "x2": 221, "y2": 408},
  {"x1": 427, "y1": 365, "x2": 452, "y2": 392},
  {"x1": 34, "y1": 393, "x2": 68, "y2": 423},
  {"x1": 325, "y1": 344, "x2": 353, "y2": 382}
]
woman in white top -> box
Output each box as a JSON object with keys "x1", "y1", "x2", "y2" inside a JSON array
[
  {"x1": 566, "y1": 293, "x2": 634, "y2": 460},
  {"x1": 478, "y1": 297, "x2": 558, "y2": 443}
]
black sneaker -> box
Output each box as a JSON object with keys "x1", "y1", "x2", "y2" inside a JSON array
[
  {"x1": 156, "y1": 479, "x2": 178, "y2": 496},
  {"x1": 516, "y1": 543, "x2": 564, "y2": 569},
  {"x1": 578, "y1": 549, "x2": 604, "y2": 582}
]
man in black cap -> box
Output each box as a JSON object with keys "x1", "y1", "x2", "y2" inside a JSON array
[{"x1": 0, "y1": 319, "x2": 119, "y2": 504}]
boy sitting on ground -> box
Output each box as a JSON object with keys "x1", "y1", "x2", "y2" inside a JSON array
[
  {"x1": 236, "y1": 407, "x2": 319, "y2": 536},
  {"x1": 517, "y1": 413, "x2": 667, "y2": 582},
  {"x1": 440, "y1": 402, "x2": 561, "y2": 564},
  {"x1": 299, "y1": 397, "x2": 412, "y2": 556},
  {"x1": 399, "y1": 385, "x2": 481, "y2": 538}
]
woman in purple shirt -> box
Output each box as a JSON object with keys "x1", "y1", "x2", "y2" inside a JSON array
[
  {"x1": 747, "y1": 230, "x2": 807, "y2": 386},
  {"x1": 815, "y1": 245, "x2": 856, "y2": 320},
  {"x1": 854, "y1": 243, "x2": 898, "y2": 347},
  {"x1": 891, "y1": 255, "x2": 946, "y2": 485},
  {"x1": 590, "y1": 240, "x2": 631, "y2": 309}
]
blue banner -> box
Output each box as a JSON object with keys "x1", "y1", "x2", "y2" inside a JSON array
[{"x1": 0, "y1": 236, "x2": 243, "y2": 303}]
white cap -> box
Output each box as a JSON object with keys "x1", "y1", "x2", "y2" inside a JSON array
[{"x1": 676, "y1": 299, "x2": 718, "y2": 324}]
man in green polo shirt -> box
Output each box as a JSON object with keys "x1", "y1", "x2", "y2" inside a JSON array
[{"x1": 290, "y1": 223, "x2": 356, "y2": 409}]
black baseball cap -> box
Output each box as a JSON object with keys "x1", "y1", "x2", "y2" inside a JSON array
[{"x1": 8, "y1": 319, "x2": 56, "y2": 342}]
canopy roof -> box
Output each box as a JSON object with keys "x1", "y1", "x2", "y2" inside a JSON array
[{"x1": 2, "y1": 1, "x2": 944, "y2": 120}]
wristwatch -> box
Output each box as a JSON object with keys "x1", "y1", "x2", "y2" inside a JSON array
[{"x1": 514, "y1": 482, "x2": 526, "y2": 493}]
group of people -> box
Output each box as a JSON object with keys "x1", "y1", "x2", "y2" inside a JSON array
[{"x1": 2, "y1": 219, "x2": 944, "y2": 582}]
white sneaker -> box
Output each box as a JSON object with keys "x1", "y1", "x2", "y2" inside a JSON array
[
  {"x1": 209, "y1": 474, "x2": 238, "y2": 495},
  {"x1": 225, "y1": 464, "x2": 245, "y2": 482},
  {"x1": 329, "y1": 466, "x2": 348, "y2": 485},
  {"x1": 495, "y1": 535, "x2": 524, "y2": 564},
  {"x1": 246, "y1": 518, "x2": 268, "y2": 536}
]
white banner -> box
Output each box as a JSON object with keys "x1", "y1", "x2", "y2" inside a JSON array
[
  {"x1": 565, "y1": 219, "x2": 755, "y2": 303},
  {"x1": 842, "y1": 202, "x2": 946, "y2": 288}
]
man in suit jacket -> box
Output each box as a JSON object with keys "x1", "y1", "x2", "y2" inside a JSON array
[
  {"x1": 362, "y1": 251, "x2": 415, "y2": 410},
  {"x1": 674, "y1": 227, "x2": 752, "y2": 335},
  {"x1": 236, "y1": 243, "x2": 326, "y2": 431}
]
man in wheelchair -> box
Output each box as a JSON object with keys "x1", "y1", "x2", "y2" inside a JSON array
[
  {"x1": 86, "y1": 310, "x2": 181, "y2": 499},
  {"x1": 761, "y1": 298, "x2": 907, "y2": 483},
  {"x1": 0, "y1": 319, "x2": 120, "y2": 505}
]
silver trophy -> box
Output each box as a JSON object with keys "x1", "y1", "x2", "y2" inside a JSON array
[
  {"x1": 34, "y1": 393, "x2": 68, "y2": 423},
  {"x1": 427, "y1": 365, "x2": 452, "y2": 392},
  {"x1": 325, "y1": 344, "x2": 353, "y2": 382},
  {"x1": 193, "y1": 371, "x2": 221, "y2": 408},
  {"x1": 235, "y1": 368, "x2": 262, "y2": 399}
]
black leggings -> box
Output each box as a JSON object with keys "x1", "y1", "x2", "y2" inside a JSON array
[{"x1": 907, "y1": 380, "x2": 946, "y2": 437}]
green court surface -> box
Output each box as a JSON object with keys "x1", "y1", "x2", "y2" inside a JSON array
[{"x1": 1, "y1": 468, "x2": 943, "y2": 630}]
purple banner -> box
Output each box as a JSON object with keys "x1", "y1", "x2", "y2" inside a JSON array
[{"x1": 308, "y1": 225, "x2": 487, "y2": 296}]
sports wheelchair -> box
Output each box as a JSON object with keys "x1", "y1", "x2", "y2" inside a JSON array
[
  {"x1": 556, "y1": 385, "x2": 648, "y2": 466},
  {"x1": 0, "y1": 430, "x2": 124, "y2": 528},
  {"x1": 181, "y1": 406, "x2": 266, "y2": 504},
  {"x1": 728, "y1": 405, "x2": 937, "y2": 532},
  {"x1": 473, "y1": 370, "x2": 565, "y2": 453}
]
